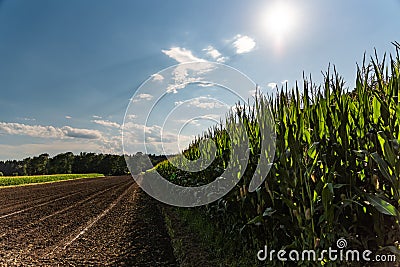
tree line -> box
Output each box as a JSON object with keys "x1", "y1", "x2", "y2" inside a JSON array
[{"x1": 0, "y1": 152, "x2": 166, "y2": 176}]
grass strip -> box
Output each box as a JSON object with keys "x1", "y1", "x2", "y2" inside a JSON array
[
  {"x1": 162, "y1": 206, "x2": 257, "y2": 267},
  {"x1": 0, "y1": 173, "x2": 104, "y2": 187}
]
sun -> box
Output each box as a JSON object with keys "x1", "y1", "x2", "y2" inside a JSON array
[{"x1": 263, "y1": 1, "x2": 298, "y2": 41}]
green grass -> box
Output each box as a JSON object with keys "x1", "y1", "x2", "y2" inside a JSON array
[
  {"x1": 164, "y1": 207, "x2": 257, "y2": 267},
  {"x1": 0, "y1": 173, "x2": 105, "y2": 187}
]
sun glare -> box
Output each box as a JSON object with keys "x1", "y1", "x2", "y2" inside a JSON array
[{"x1": 263, "y1": 1, "x2": 298, "y2": 41}]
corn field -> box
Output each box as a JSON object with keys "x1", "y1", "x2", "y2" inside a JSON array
[{"x1": 150, "y1": 44, "x2": 400, "y2": 266}]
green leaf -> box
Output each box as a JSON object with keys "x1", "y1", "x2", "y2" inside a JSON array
[
  {"x1": 370, "y1": 152, "x2": 398, "y2": 198},
  {"x1": 313, "y1": 190, "x2": 318, "y2": 203},
  {"x1": 327, "y1": 183, "x2": 334, "y2": 194},
  {"x1": 377, "y1": 131, "x2": 396, "y2": 167},
  {"x1": 372, "y1": 96, "x2": 381, "y2": 124},
  {"x1": 322, "y1": 183, "x2": 334, "y2": 212},
  {"x1": 307, "y1": 142, "x2": 319, "y2": 159},
  {"x1": 263, "y1": 207, "x2": 277, "y2": 217},
  {"x1": 247, "y1": 215, "x2": 263, "y2": 225},
  {"x1": 366, "y1": 194, "x2": 400, "y2": 217}
]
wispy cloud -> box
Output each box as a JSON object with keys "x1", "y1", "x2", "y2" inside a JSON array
[
  {"x1": 162, "y1": 47, "x2": 205, "y2": 63},
  {"x1": 0, "y1": 122, "x2": 102, "y2": 140},
  {"x1": 232, "y1": 34, "x2": 256, "y2": 54},
  {"x1": 123, "y1": 121, "x2": 194, "y2": 155},
  {"x1": 175, "y1": 97, "x2": 229, "y2": 109},
  {"x1": 203, "y1": 45, "x2": 227, "y2": 63},
  {"x1": 65, "y1": 115, "x2": 72, "y2": 119},
  {"x1": 131, "y1": 93, "x2": 154, "y2": 103},
  {"x1": 174, "y1": 114, "x2": 221, "y2": 127},
  {"x1": 165, "y1": 63, "x2": 215, "y2": 93},
  {"x1": 92, "y1": 115, "x2": 102, "y2": 119},
  {"x1": 92, "y1": 119, "x2": 121, "y2": 128},
  {"x1": 123, "y1": 122, "x2": 176, "y2": 144},
  {"x1": 197, "y1": 82, "x2": 215, "y2": 87},
  {"x1": 151, "y1": 73, "x2": 164, "y2": 82},
  {"x1": 17, "y1": 117, "x2": 36, "y2": 122},
  {"x1": 125, "y1": 114, "x2": 137, "y2": 120},
  {"x1": 98, "y1": 135, "x2": 122, "y2": 155}
]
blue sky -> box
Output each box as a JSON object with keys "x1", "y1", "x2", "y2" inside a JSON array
[{"x1": 0, "y1": 0, "x2": 399, "y2": 160}]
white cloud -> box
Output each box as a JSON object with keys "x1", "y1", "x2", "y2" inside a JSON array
[
  {"x1": 162, "y1": 47, "x2": 205, "y2": 63},
  {"x1": 0, "y1": 122, "x2": 102, "y2": 140},
  {"x1": 65, "y1": 115, "x2": 72, "y2": 119},
  {"x1": 131, "y1": 93, "x2": 154, "y2": 103},
  {"x1": 174, "y1": 97, "x2": 229, "y2": 110},
  {"x1": 137, "y1": 93, "x2": 153, "y2": 100},
  {"x1": 123, "y1": 122, "x2": 176, "y2": 144},
  {"x1": 61, "y1": 126, "x2": 102, "y2": 139},
  {"x1": 92, "y1": 115, "x2": 102, "y2": 119},
  {"x1": 203, "y1": 45, "x2": 221, "y2": 59},
  {"x1": 0, "y1": 142, "x2": 101, "y2": 161},
  {"x1": 174, "y1": 114, "x2": 221, "y2": 127},
  {"x1": 166, "y1": 62, "x2": 215, "y2": 93},
  {"x1": 91, "y1": 119, "x2": 121, "y2": 129},
  {"x1": 267, "y1": 82, "x2": 278, "y2": 89},
  {"x1": 159, "y1": 47, "x2": 219, "y2": 93},
  {"x1": 123, "y1": 121, "x2": 194, "y2": 155},
  {"x1": 151, "y1": 73, "x2": 164, "y2": 82},
  {"x1": 125, "y1": 114, "x2": 137, "y2": 120},
  {"x1": 232, "y1": 35, "x2": 256, "y2": 54},
  {"x1": 203, "y1": 46, "x2": 227, "y2": 63},
  {"x1": 0, "y1": 121, "x2": 127, "y2": 160},
  {"x1": 174, "y1": 119, "x2": 202, "y2": 127},
  {"x1": 136, "y1": 94, "x2": 153, "y2": 100},
  {"x1": 98, "y1": 135, "x2": 122, "y2": 155},
  {"x1": 197, "y1": 82, "x2": 215, "y2": 87},
  {"x1": 0, "y1": 122, "x2": 64, "y2": 139},
  {"x1": 217, "y1": 57, "x2": 228, "y2": 63}
]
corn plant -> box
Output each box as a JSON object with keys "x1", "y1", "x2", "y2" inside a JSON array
[{"x1": 150, "y1": 44, "x2": 400, "y2": 266}]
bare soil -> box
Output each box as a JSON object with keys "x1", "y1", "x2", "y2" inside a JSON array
[{"x1": 0, "y1": 176, "x2": 176, "y2": 266}]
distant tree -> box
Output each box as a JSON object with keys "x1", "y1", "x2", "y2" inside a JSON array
[
  {"x1": 125, "y1": 152, "x2": 153, "y2": 175},
  {"x1": 116, "y1": 155, "x2": 129, "y2": 175},
  {"x1": 30, "y1": 154, "x2": 49, "y2": 175},
  {"x1": 48, "y1": 152, "x2": 74, "y2": 174},
  {"x1": 0, "y1": 152, "x2": 160, "y2": 177},
  {"x1": 149, "y1": 154, "x2": 167, "y2": 166},
  {"x1": 98, "y1": 154, "x2": 113, "y2": 176},
  {"x1": 71, "y1": 152, "x2": 87, "y2": 173},
  {"x1": 72, "y1": 152, "x2": 99, "y2": 173},
  {"x1": 23, "y1": 157, "x2": 32, "y2": 176}
]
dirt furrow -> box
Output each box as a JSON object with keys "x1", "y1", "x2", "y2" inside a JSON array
[
  {"x1": 0, "y1": 181, "x2": 124, "y2": 241},
  {"x1": 0, "y1": 177, "x2": 114, "y2": 215},
  {"x1": 0, "y1": 176, "x2": 176, "y2": 266},
  {"x1": 0, "y1": 181, "x2": 132, "y2": 264},
  {"x1": 0, "y1": 177, "x2": 128, "y2": 240}
]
